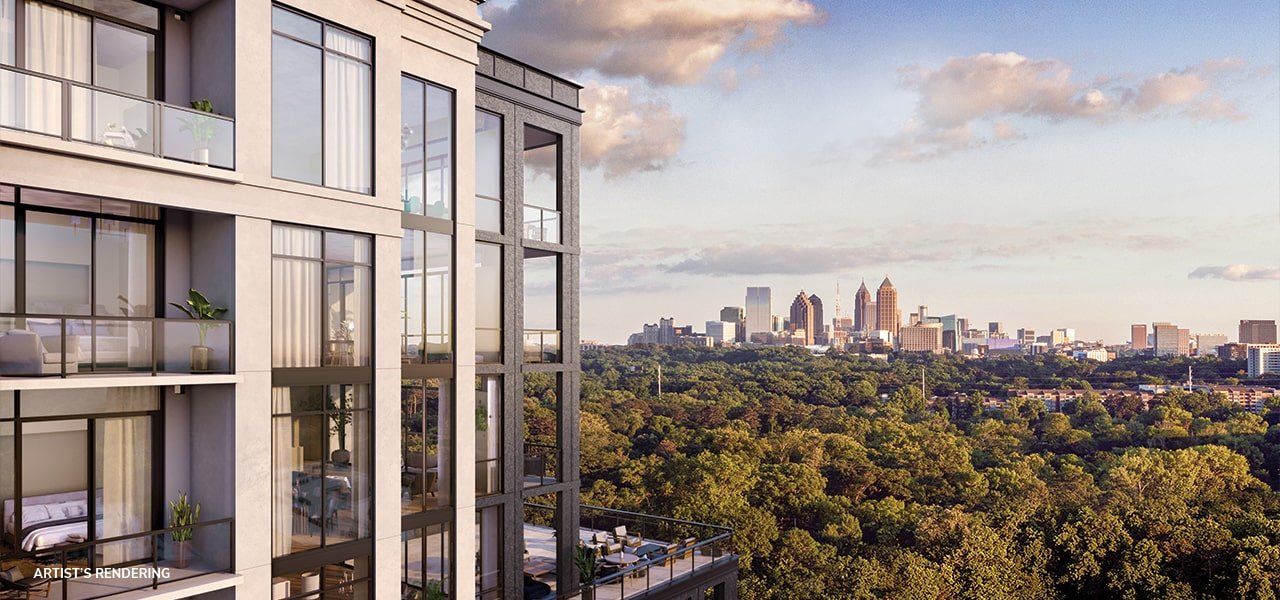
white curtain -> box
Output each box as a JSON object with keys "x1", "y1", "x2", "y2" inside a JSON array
[
  {"x1": 271, "y1": 226, "x2": 320, "y2": 368},
  {"x1": 271, "y1": 387, "x2": 295, "y2": 557},
  {"x1": 323, "y1": 28, "x2": 371, "y2": 194},
  {"x1": 1, "y1": 0, "x2": 15, "y2": 65},
  {"x1": 101, "y1": 388, "x2": 152, "y2": 565},
  {"x1": 8, "y1": 1, "x2": 88, "y2": 135}
]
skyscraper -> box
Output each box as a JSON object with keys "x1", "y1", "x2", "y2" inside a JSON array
[
  {"x1": 809, "y1": 294, "x2": 825, "y2": 344},
  {"x1": 745, "y1": 287, "x2": 772, "y2": 337},
  {"x1": 1153, "y1": 322, "x2": 1190, "y2": 356},
  {"x1": 876, "y1": 277, "x2": 900, "y2": 337},
  {"x1": 789, "y1": 291, "x2": 816, "y2": 345},
  {"x1": 720, "y1": 306, "x2": 746, "y2": 343},
  {"x1": 854, "y1": 280, "x2": 872, "y2": 333},
  {"x1": 989, "y1": 322, "x2": 1003, "y2": 336},
  {"x1": 1240, "y1": 320, "x2": 1278, "y2": 344},
  {"x1": 1132, "y1": 324, "x2": 1148, "y2": 350},
  {"x1": 0, "y1": 10, "x2": 740, "y2": 598}
]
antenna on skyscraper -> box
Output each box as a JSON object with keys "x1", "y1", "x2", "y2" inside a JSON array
[{"x1": 834, "y1": 281, "x2": 842, "y2": 319}]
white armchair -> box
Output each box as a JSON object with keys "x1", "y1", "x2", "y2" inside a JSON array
[{"x1": 0, "y1": 330, "x2": 80, "y2": 375}]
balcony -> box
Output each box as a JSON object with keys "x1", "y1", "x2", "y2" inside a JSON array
[
  {"x1": 0, "y1": 64, "x2": 236, "y2": 170},
  {"x1": 523, "y1": 329, "x2": 561, "y2": 363},
  {"x1": 10, "y1": 519, "x2": 236, "y2": 600},
  {"x1": 0, "y1": 314, "x2": 233, "y2": 378},
  {"x1": 523, "y1": 205, "x2": 561, "y2": 244},
  {"x1": 522, "y1": 442, "x2": 558, "y2": 488},
  {"x1": 523, "y1": 504, "x2": 736, "y2": 600}
]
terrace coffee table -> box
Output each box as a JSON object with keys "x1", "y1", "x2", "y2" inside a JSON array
[{"x1": 603, "y1": 552, "x2": 640, "y2": 566}]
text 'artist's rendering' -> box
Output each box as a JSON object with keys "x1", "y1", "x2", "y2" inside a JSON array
[{"x1": 0, "y1": 1, "x2": 737, "y2": 598}]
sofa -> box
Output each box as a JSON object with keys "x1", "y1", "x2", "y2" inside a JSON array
[{"x1": 0, "y1": 330, "x2": 80, "y2": 375}]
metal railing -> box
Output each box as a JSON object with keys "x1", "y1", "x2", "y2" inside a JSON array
[
  {"x1": 522, "y1": 441, "x2": 558, "y2": 487},
  {"x1": 0, "y1": 64, "x2": 236, "y2": 170},
  {"x1": 0, "y1": 313, "x2": 234, "y2": 377},
  {"x1": 523, "y1": 329, "x2": 560, "y2": 363},
  {"x1": 27, "y1": 518, "x2": 235, "y2": 600},
  {"x1": 523, "y1": 205, "x2": 561, "y2": 244},
  {"x1": 523, "y1": 503, "x2": 734, "y2": 600}
]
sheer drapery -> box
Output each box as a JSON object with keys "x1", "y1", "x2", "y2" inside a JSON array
[
  {"x1": 1, "y1": 0, "x2": 15, "y2": 65},
  {"x1": 271, "y1": 387, "x2": 295, "y2": 557},
  {"x1": 13, "y1": 1, "x2": 88, "y2": 134},
  {"x1": 100, "y1": 388, "x2": 151, "y2": 565},
  {"x1": 322, "y1": 28, "x2": 370, "y2": 194},
  {"x1": 272, "y1": 226, "x2": 320, "y2": 367}
]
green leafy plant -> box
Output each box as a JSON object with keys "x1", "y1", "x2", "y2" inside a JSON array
[
  {"x1": 328, "y1": 390, "x2": 354, "y2": 451},
  {"x1": 169, "y1": 288, "x2": 227, "y2": 347},
  {"x1": 179, "y1": 99, "x2": 218, "y2": 148},
  {"x1": 422, "y1": 580, "x2": 446, "y2": 600},
  {"x1": 169, "y1": 491, "x2": 201, "y2": 542},
  {"x1": 573, "y1": 542, "x2": 598, "y2": 587}
]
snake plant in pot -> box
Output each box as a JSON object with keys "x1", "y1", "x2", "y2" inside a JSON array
[
  {"x1": 574, "y1": 542, "x2": 598, "y2": 600},
  {"x1": 169, "y1": 288, "x2": 227, "y2": 372},
  {"x1": 169, "y1": 491, "x2": 201, "y2": 568}
]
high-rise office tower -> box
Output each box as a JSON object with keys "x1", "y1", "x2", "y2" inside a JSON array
[
  {"x1": 720, "y1": 306, "x2": 746, "y2": 343},
  {"x1": 1132, "y1": 324, "x2": 1149, "y2": 350},
  {"x1": 854, "y1": 280, "x2": 872, "y2": 333},
  {"x1": 0, "y1": 6, "x2": 736, "y2": 599},
  {"x1": 746, "y1": 287, "x2": 772, "y2": 337},
  {"x1": 1240, "y1": 320, "x2": 1278, "y2": 344},
  {"x1": 900, "y1": 322, "x2": 944, "y2": 353},
  {"x1": 988, "y1": 322, "x2": 1003, "y2": 336},
  {"x1": 789, "y1": 291, "x2": 816, "y2": 345},
  {"x1": 809, "y1": 294, "x2": 825, "y2": 344},
  {"x1": 1153, "y1": 322, "x2": 1191, "y2": 356},
  {"x1": 1248, "y1": 345, "x2": 1280, "y2": 377},
  {"x1": 876, "y1": 277, "x2": 900, "y2": 336},
  {"x1": 1018, "y1": 328, "x2": 1037, "y2": 346},
  {"x1": 1196, "y1": 334, "x2": 1228, "y2": 356}
]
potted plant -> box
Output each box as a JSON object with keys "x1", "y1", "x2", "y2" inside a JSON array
[
  {"x1": 170, "y1": 288, "x2": 227, "y2": 372},
  {"x1": 328, "y1": 390, "x2": 353, "y2": 464},
  {"x1": 422, "y1": 580, "x2": 446, "y2": 600},
  {"x1": 169, "y1": 491, "x2": 201, "y2": 568},
  {"x1": 179, "y1": 99, "x2": 218, "y2": 165},
  {"x1": 573, "y1": 542, "x2": 598, "y2": 600}
]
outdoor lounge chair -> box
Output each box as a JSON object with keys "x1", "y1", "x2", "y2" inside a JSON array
[{"x1": 1, "y1": 565, "x2": 51, "y2": 599}]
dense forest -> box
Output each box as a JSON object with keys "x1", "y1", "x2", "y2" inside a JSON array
[{"x1": 566, "y1": 346, "x2": 1280, "y2": 599}]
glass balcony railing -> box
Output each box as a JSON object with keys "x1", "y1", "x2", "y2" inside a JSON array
[
  {"x1": 523, "y1": 504, "x2": 735, "y2": 600},
  {"x1": 522, "y1": 441, "x2": 557, "y2": 488},
  {"x1": 0, "y1": 313, "x2": 234, "y2": 377},
  {"x1": 0, "y1": 64, "x2": 236, "y2": 170},
  {"x1": 522, "y1": 329, "x2": 560, "y2": 363},
  {"x1": 522, "y1": 204, "x2": 561, "y2": 244},
  {"x1": 26, "y1": 518, "x2": 234, "y2": 600}
]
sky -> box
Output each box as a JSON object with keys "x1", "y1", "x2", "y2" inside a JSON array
[{"x1": 481, "y1": 0, "x2": 1280, "y2": 345}]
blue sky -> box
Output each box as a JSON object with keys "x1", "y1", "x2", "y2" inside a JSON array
[{"x1": 483, "y1": 0, "x2": 1280, "y2": 344}]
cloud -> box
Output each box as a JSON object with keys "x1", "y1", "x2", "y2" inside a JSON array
[
  {"x1": 666, "y1": 244, "x2": 951, "y2": 276},
  {"x1": 871, "y1": 53, "x2": 1258, "y2": 164},
  {"x1": 580, "y1": 84, "x2": 687, "y2": 178},
  {"x1": 482, "y1": 0, "x2": 823, "y2": 86},
  {"x1": 1188, "y1": 264, "x2": 1280, "y2": 281}
]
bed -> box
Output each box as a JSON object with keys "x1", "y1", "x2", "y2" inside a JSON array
[{"x1": 3, "y1": 490, "x2": 104, "y2": 553}]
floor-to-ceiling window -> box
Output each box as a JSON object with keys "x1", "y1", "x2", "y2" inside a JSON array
[
  {"x1": 0, "y1": 388, "x2": 158, "y2": 566},
  {"x1": 475, "y1": 110, "x2": 503, "y2": 233},
  {"x1": 271, "y1": 5, "x2": 372, "y2": 194},
  {"x1": 400, "y1": 73, "x2": 456, "y2": 599},
  {"x1": 271, "y1": 223, "x2": 373, "y2": 597}
]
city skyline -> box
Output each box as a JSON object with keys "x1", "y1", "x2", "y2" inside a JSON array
[
  {"x1": 602, "y1": 278, "x2": 1272, "y2": 346},
  {"x1": 480, "y1": 1, "x2": 1280, "y2": 347}
]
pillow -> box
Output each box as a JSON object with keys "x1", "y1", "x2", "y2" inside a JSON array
[
  {"x1": 21, "y1": 504, "x2": 52, "y2": 526},
  {"x1": 48, "y1": 501, "x2": 86, "y2": 519},
  {"x1": 2, "y1": 566, "x2": 24, "y2": 583}
]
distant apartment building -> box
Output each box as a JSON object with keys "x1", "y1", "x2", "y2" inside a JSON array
[
  {"x1": 900, "y1": 321, "x2": 944, "y2": 353},
  {"x1": 720, "y1": 306, "x2": 745, "y2": 343},
  {"x1": 1195, "y1": 334, "x2": 1228, "y2": 356},
  {"x1": 1073, "y1": 348, "x2": 1111, "y2": 362},
  {"x1": 1131, "y1": 324, "x2": 1149, "y2": 350},
  {"x1": 705, "y1": 321, "x2": 736, "y2": 345},
  {"x1": 1219, "y1": 343, "x2": 1250, "y2": 361},
  {"x1": 1240, "y1": 320, "x2": 1278, "y2": 344},
  {"x1": 1195, "y1": 385, "x2": 1278, "y2": 414},
  {"x1": 745, "y1": 287, "x2": 771, "y2": 337},
  {"x1": 1153, "y1": 322, "x2": 1190, "y2": 357},
  {"x1": 1248, "y1": 345, "x2": 1280, "y2": 378},
  {"x1": 1018, "y1": 328, "x2": 1036, "y2": 346}
]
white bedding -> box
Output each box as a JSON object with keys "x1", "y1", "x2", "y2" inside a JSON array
[{"x1": 21, "y1": 519, "x2": 103, "y2": 552}]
